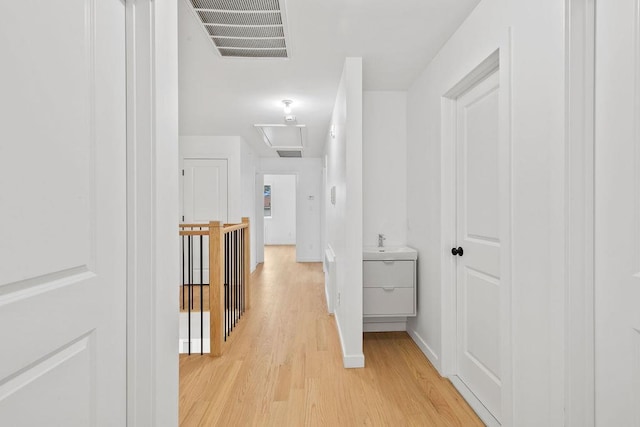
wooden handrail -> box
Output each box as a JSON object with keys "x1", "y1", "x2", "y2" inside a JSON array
[
  {"x1": 179, "y1": 223, "x2": 212, "y2": 228},
  {"x1": 180, "y1": 218, "x2": 250, "y2": 357},
  {"x1": 179, "y1": 230, "x2": 208, "y2": 236},
  {"x1": 206, "y1": 217, "x2": 251, "y2": 357},
  {"x1": 221, "y1": 222, "x2": 247, "y2": 234}
]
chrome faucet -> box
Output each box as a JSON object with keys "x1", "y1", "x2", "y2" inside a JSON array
[{"x1": 378, "y1": 233, "x2": 386, "y2": 248}]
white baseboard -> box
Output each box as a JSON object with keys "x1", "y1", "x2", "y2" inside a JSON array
[
  {"x1": 406, "y1": 327, "x2": 440, "y2": 372},
  {"x1": 343, "y1": 353, "x2": 365, "y2": 368},
  {"x1": 449, "y1": 376, "x2": 500, "y2": 427},
  {"x1": 334, "y1": 313, "x2": 365, "y2": 368},
  {"x1": 363, "y1": 317, "x2": 407, "y2": 332},
  {"x1": 296, "y1": 257, "x2": 322, "y2": 263}
]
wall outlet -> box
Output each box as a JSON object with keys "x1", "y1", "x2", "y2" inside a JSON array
[{"x1": 337, "y1": 292, "x2": 341, "y2": 307}]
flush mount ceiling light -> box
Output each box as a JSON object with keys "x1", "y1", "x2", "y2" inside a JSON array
[{"x1": 282, "y1": 99, "x2": 293, "y2": 115}]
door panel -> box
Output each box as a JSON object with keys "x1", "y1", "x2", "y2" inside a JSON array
[
  {"x1": 456, "y1": 70, "x2": 501, "y2": 421},
  {"x1": 595, "y1": 1, "x2": 640, "y2": 425},
  {"x1": 182, "y1": 158, "x2": 228, "y2": 283},
  {"x1": 183, "y1": 158, "x2": 228, "y2": 224},
  {"x1": 0, "y1": 0, "x2": 127, "y2": 425}
]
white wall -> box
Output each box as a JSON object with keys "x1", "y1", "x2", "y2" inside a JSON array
[
  {"x1": 240, "y1": 140, "x2": 258, "y2": 271},
  {"x1": 363, "y1": 91, "x2": 407, "y2": 247},
  {"x1": 405, "y1": 0, "x2": 565, "y2": 425},
  {"x1": 258, "y1": 158, "x2": 322, "y2": 262},
  {"x1": 324, "y1": 58, "x2": 364, "y2": 368},
  {"x1": 180, "y1": 135, "x2": 258, "y2": 271},
  {"x1": 264, "y1": 174, "x2": 296, "y2": 245}
]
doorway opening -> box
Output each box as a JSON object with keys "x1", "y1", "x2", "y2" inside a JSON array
[{"x1": 262, "y1": 174, "x2": 297, "y2": 261}]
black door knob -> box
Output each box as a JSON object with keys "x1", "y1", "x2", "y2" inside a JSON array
[{"x1": 451, "y1": 247, "x2": 464, "y2": 256}]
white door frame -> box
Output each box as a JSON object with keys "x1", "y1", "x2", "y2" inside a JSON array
[
  {"x1": 180, "y1": 157, "x2": 229, "y2": 223},
  {"x1": 564, "y1": 0, "x2": 596, "y2": 425},
  {"x1": 125, "y1": 0, "x2": 179, "y2": 426},
  {"x1": 440, "y1": 39, "x2": 513, "y2": 426},
  {"x1": 256, "y1": 171, "x2": 300, "y2": 262}
]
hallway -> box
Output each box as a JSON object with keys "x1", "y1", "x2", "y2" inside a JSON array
[{"x1": 179, "y1": 246, "x2": 482, "y2": 426}]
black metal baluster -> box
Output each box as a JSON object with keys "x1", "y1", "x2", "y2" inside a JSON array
[
  {"x1": 229, "y1": 230, "x2": 232, "y2": 333},
  {"x1": 232, "y1": 230, "x2": 236, "y2": 327},
  {"x1": 188, "y1": 234, "x2": 192, "y2": 355},
  {"x1": 225, "y1": 232, "x2": 229, "y2": 341},
  {"x1": 200, "y1": 231, "x2": 203, "y2": 355},
  {"x1": 235, "y1": 230, "x2": 239, "y2": 324},
  {"x1": 239, "y1": 229, "x2": 242, "y2": 316},
  {"x1": 240, "y1": 228, "x2": 247, "y2": 314},
  {"x1": 181, "y1": 235, "x2": 185, "y2": 310}
]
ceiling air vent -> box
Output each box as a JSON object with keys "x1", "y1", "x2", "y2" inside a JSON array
[
  {"x1": 277, "y1": 150, "x2": 302, "y2": 158},
  {"x1": 188, "y1": 0, "x2": 291, "y2": 59}
]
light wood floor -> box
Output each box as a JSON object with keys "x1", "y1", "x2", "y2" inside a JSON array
[
  {"x1": 180, "y1": 285, "x2": 210, "y2": 312},
  {"x1": 179, "y1": 245, "x2": 483, "y2": 426}
]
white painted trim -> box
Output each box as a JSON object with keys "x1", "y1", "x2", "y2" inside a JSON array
[
  {"x1": 295, "y1": 257, "x2": 322, "y2": 262},
  {"x1": 334, "y1": 313, "x2": 365, "y2": 368},
  {"x1": 406, "y1": 327, "x2": 440, "y2": 370},
  {"x1": 439, "y1": 35, "x2": 513, "y2": 426},
  {"x1": 257, "y1": 171, "x2": 300, "y2": 261},
  {"x1": 363, "y1": 318, "x2": 407, "y2": 332},
  {"x1": 180, "y1": 157, "x2": 230, "y2": 224},
  {"x1": 498, "y1": 29, "x2": 514, "y2": 427},
  {"x1": 440, "y1": 92, "x2": 457, "y2": 377},
  {"x1": 125, "y1": 0, "x2": 179, "y2": 426},
  {"x1": 449, "y1": 376, "x2": 500, "y2": 427},
  {"x1": 343, "y1": 353, "x2": 366, "y2": 369},
  {"x1": 564, "y1": 0, "x2": 596, "y2": 425},
  {"x1": 255, "y1": 173, "x2": 265, "y2": 264}
]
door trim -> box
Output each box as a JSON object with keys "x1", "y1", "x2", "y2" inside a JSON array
[
  {"x1": 256, "y1": 171, "x2": 300, "y2": 261},
  {"x1": 564, "y1": 0, "x2": 596, "y2": 425},
  {"x1": 126, "y1": 0, "x2": 179, "y2": 426},
  {"x1": 181, "y1": 157, "x2": 230, "y2": 224},
  {"x1": 440, "y1": 33, "x2": 513, "y2": 426}
]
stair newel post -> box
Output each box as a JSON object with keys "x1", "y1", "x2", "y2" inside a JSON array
[
  {"x1": 242, "y1": 217, "x2": 250, "y2": 310},
  {"x1": 209, "y1": 221, "x2": 224, "y2": 357}
]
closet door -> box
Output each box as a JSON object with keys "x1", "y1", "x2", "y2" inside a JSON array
[
  {"x1": 0, "y1": 0, "x2": 127, "y2": 424},
  {"x1": 455, "y1": 70, "x2": 502, "y2": 422}
]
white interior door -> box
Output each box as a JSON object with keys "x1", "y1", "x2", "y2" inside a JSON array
[
  {"x1": 455, "y1": 70, "x2": 501, "y2": 421},
  {"x1": 0, "y1": 0, "x2": 127, "y2": 425},
  {"x1": 594, "y1": 1, "x2": 640, "y2": 425},
  {"x1": 183, "y1": 158, "x2": 228, "y2": 224}
]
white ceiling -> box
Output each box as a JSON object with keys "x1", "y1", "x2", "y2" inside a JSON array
[{"x1": 178, "y1": 0, "x2": 481, "y2": 157}]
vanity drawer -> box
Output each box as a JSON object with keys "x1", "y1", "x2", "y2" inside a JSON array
[
  {"x1": 363, "y1": 260, "x2": 414, "y2": 288},
  {"x1": 363, "y1": 287, "x2": 415, "y2": 316}
]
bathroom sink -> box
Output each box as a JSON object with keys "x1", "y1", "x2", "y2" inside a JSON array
[{"x1": 363, "y1": 246, "x2": 418, "y2": 261}]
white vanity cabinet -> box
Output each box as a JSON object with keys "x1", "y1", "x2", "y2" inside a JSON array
[{"x1": 363, "y1": 257, "x2": 417, "y2": 317}]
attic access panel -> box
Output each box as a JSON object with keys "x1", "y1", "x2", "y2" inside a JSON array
[
  {"x1": 188, "y1": 0, "x2": 291, "y2": 59},
  {"x1": 254, "y1": 124, "x2": 306, "y2": 151},
  {"x1": 276, "y1": 150, "x2": 302, "y2": 158}
]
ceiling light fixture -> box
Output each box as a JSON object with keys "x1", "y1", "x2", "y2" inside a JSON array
[{"x1": 282, "y1": 99, "x2": 293, "y2": 115}]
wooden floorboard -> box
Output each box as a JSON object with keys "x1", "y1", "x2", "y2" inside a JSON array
[{"x1": 179, "y1": 245, "x2": 483, "y2": 426}]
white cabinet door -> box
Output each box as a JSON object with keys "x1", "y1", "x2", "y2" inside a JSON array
[
  {"x1": 183, "y1": 158, "x2": 228, "y2": 224},
  {"x1": 455, "y1": 70, "x2": 501, "y2": 421},
  {"x1": 0, "y1": 0, "x2": 127, "y2": 425},
  {"x1": 594, "y1": 1, "x2": 640, "y2": 424}
]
